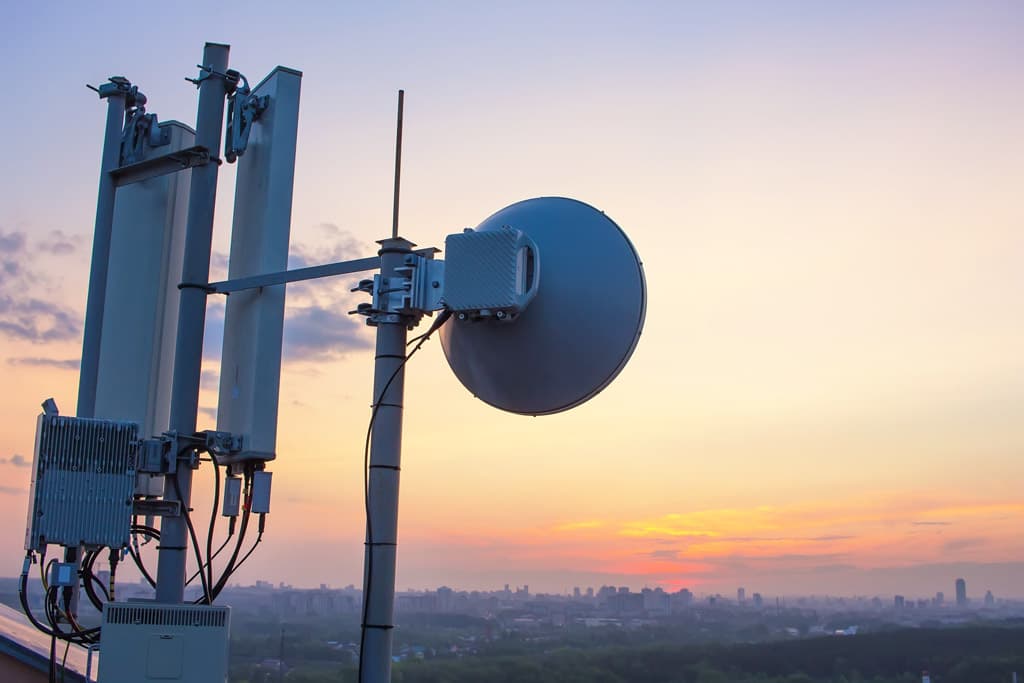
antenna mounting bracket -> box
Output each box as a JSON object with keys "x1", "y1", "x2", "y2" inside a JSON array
[{"x1": 224, "y1": 71, "x2": 269, "y2": 163}]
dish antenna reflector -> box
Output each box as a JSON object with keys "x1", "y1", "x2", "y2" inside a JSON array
[{"x1": 440, "y1": 197, "x2": 646, "y2": 415}]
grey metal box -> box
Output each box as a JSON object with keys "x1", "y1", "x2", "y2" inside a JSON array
[
  {"x1": 99, "y1": 603, "x2": 231, "y2": 683},
  {"x1": 443, "y1": 227, "x2": 538, "y2": 317},
  {"x1": 24, "y1": 415, "x2": 139, "y2": 551}
]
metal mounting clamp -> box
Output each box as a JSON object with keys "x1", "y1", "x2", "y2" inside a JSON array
[{"x1": 224, "y1": 71, "x2": 269, "y2": 163}]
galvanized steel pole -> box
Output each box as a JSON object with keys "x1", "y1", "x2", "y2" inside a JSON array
[
  {"x1": 156, "y1": 42, "x2": 230, "y2": 603},
  {"x1": 360, "y1": 238, "x2": 413, "y2": 682}
]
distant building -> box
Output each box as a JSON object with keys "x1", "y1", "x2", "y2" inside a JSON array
[
  {"x1": 437, "y1": 586, "x2": 455, "y2": 612},
  {"x1": 955, "y1": 578, "x2": 967, "y2": 607},
  {"x1": 752, "y1": 592, "x2": 763, "y2": 608},
  {"x1": 608, "y1": 591, "x2": 644, "y2": 614},
  {"x1": 586, "y1": 587, "x2": 594, "y2": 598},
  {"x1": 984, "y1": 590, "x2": 994, "y2": 607},
  {"x1": 573, "y1": 587, "x2": 581, "y2": 599},
  {"x1": 641, "y1": 588, "x2": 670, "y2": 615},
  {"x1": 894, "y1": 595, "x2": 905, "y2": 608},
  {"x1": 737, "y1": 587, "x2": 746, "y2": 603},
  {"x1": 934, "y1": 591, "x2": 944, "y2": 606},
  {"x1": 671, "y1": 588, "x2": 694, "y2": 612}
]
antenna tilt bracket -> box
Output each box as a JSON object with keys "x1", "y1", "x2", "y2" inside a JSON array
[
  {"x1": 90, "y1": 75, "x2": 134, "y2": 101},
  {"x1": 121, "y1": 110, "x2": 171, "y2": 166},
  {"x1": 224, "y1": 70, "x2": 269, "y2": 163}
]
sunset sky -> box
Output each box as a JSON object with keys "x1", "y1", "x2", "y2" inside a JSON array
[{"x1": 1, "y1": 1, "x2": 1022, "y2": 599}]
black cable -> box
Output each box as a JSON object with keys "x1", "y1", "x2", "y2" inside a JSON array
[
  {"x1": 128, "y1": 545, "x2": 156, "y2": 588},
  {"x1": 170, "y1": 473, "x2": 213, "y2": 604},
  {"x1": 186, "y1": 533, "x2": 232, "y2": 587},
  {"x1": 208, "y1": 467, "x2": 253, "y2": 601},
  {"x1": 20, "y1": 552, "x2": 99, "y2": 646},
  {"x1": 48, "y1": 630, "x2": 56, "y2": 683},
  {"x1": 127, "y1": 524, "x2": 160, "y2": 588},
  {"x1": 83, "y1": 571, "x2": 107, "y2": 611},
  {"x1": 44, "y1": 586, "x2": 99, "y2": 643},
  {"x1": 80, "y1": 549, "x2": 107, "y2": 612},
  {"x1": 359, "y1": 310, "x2": 450, "y2": 683},
  {"x1": 60, "y1": 638, "x2": 70, "y2": 683},
  {"x1": 205, "y1": 452, "x2": 221, "y2": 593},
  {"x1": 107, "y1": 548, "x2": 119, "y2": 603},
  {"x1": 229, "y1": 531, "x2": 263, "y2": 575},
  {"x1": 19, "y1": 555, "x2": 57, "y2": 637},
  {"x1": 130, "y1": 523, "x2": 162, "y2": 537}
]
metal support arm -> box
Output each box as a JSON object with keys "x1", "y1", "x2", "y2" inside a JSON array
[{"x1": 207, "y1": 256, "x2": 381, "y2": 294}]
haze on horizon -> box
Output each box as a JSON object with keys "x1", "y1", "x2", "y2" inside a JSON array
[{"x1": 0, "y1": 1, "x2": 1021, "y2": 599}]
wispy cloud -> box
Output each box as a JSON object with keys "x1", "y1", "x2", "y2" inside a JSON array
[
  {"x1": 7, "y1": 357, "x2": 79, "y2": 370},
  {"x1": 0, "y1": 485, "x2": 26, "y2": 495},
  {"x1": 0, "y1": 229, "x2": 82, "y2": 343},
  {"x1": 200, "y1": 228, "x2": 375, "y2": 366},
  {"x1": 283, "y1": 305, "x2": 373, "y2": 362},
  {"x1": 486, "y1": 495, "x2": 1024, "y2": 590},
  {"x1": 0, "y1": 232, "x2": 26, "y2": 253},
  {"x1": 201, "y1": 299, "x2": 226, "y2": 361},
  {"x1": 37, "y1": 230, "x2": 81, "y2": 255},
  {"x1": 282, "y1": 226, "x2": 375, "y2": 362},
  {"x1": 287, "y1": 224, "x2": 370, "y2": 271},
  {"x1": 943, "y1": 537, "x2": 985, "y2": 553},
  {"x1": 0, "y1": 454, "x2": 30, "y2": 468},
  {"x1": 200, "y1": 369, "x2": 219, "y2": 390}
]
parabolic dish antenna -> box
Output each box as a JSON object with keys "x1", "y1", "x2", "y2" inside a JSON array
[{"x1": 440, "y1": 196, "x2": 646, "y2": 415}]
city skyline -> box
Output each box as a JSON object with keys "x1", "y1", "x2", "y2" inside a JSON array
[{"x1": 1, "y1": 2, "x2": 1022, "y2": 597}]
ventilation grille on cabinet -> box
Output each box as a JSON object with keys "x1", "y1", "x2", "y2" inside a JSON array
[{"x1": 24, "y1": 415, "x2": 139, "y2": 551}]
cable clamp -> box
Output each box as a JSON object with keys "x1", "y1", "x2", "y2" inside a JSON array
[
  {"x1": 178, "y1": 282, "x2": 215, "y2": 293},
  {"x1": 185, "y1": 64, "x2": 235, "y2": 88}
]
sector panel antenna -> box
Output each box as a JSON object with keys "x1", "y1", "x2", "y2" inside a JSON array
[{"x1": 440, "y1": 197, "x2": 646, "y2": 415}]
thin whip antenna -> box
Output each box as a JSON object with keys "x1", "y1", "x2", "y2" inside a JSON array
[{"x1": 391, "y1": 89, "x2": 404, "y2": 239}]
